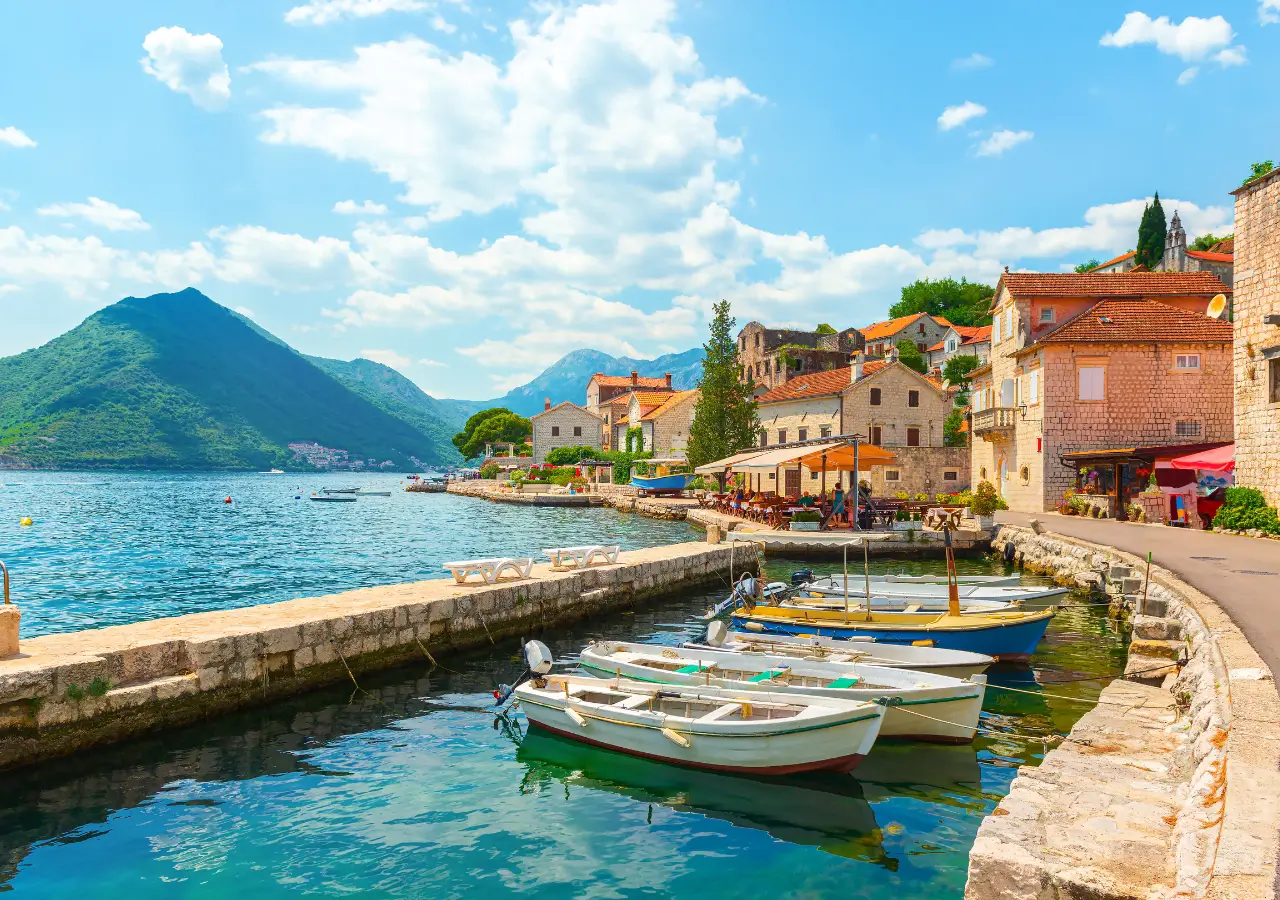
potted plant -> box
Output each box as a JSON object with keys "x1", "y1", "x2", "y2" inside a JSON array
[
  {"x1": 970, "y1": 480, "x2": 1001, "y2": 529},
  {"x1": 790, "y1": 509, "x2": 822, "y2": 532},
  {"x1": 894, "y1": 508, "x2": 922, "y2": 532}
]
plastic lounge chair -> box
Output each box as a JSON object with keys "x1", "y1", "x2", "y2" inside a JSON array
[
  {"x1": 544, "y1": 545, "x2": 620, "y2": 569},
  {"x1": 442, "y1": 558, "x2": 503, "y2": 584}
]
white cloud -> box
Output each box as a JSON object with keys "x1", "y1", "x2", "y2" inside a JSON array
[
  {"x1": 207, "y1": 225, "x2": 377, "y2": 289},
  {"x1": 1100, "y1": 13, "x2": 1245, "y2": 78},
  {"x1": 285, "y1": 0, "x2": 429, "y2": 26},
  {"x1": 37, "y1": 197, "x2": 150, "y2": 232},
  {"x1": 975, "y1": 129, "x2": 1033, "y2": 157},
  {"x1": 359, "y1": 348, "x2": 415, "y2": 369},
  {"x1": 951, "y1": 53, "x2": 993, "y2": 71},
  {"x1": 0, "y1": 127, "x2": 36, "y2": 149},
  {"x1": 1263, "y1": 0, "x2": 1280, "y2": 25},
  {"x1": 333, "y1": 199, "x2": 389, "y2": 216},
  {"x1": 419, "y1": 357, "x2": 446, "y2": 367},
  {"x1": 141, "y1": 26, "x2": 231, "y2": 111},
  {"x1": 937, "y1": 101, "x2": 987, "y2": 131}
]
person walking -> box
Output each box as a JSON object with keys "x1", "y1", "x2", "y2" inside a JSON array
[{"x1": 831, "y1": 482, "x2": 846, "y2": 528}]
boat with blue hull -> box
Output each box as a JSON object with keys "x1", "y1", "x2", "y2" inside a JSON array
[
  {"x1": 629, "y1": 458, "x2": 693, "y2": 493},
  {"x1": 729, "y1": 606, "x2": 1054, "y2": 662}
]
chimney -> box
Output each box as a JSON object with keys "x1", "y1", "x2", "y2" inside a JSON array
[
  {"x1": 544, "y1": 397, "x2": 551, "y2": 411},
  {"x1": 851, "y1": 351, "x2": 864, "y2": 384},
  {"x1": 630, "y1": 370, "x2": 639, "y2": 386},
  {"x1": 664, "y1": 372, "x2": 672, "y2": 389}
]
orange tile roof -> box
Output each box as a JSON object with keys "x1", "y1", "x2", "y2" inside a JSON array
[
  {"x1": 640, "y1": 389, "x2": 699, "y2": 421},
  {"x1": 1000, "y1": 270, "x2": 1230, "y2": 299},
  {"x1": 961, "y1": 325, "x2": 991, "y2": 344},
  {"x1": 1093, "y1": 251, "x2": 1135, "y2": 270},
  {"x1": 1187, "y1": 249, "x2": 1233, "y2": 263},
  {"x1": 859, "y1": 312, "x2": 935, "y2": 340},
  {"x1": 756, "y1": 360, "x2": 903, "y2": 403},
  {"x1": 926, "y1": 340, "x2": 946, "y2": 353},
  {"x1": 1029, "y1": 298, "x2": 1232, "y2": 346},
  {"x1": 590, "y1": 373, "x2": 671, "y2": 389}
]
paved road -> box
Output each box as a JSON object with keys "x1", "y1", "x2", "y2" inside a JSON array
[{"x1": 998, "y1": 511, "x2": 1280, "y2": 675}]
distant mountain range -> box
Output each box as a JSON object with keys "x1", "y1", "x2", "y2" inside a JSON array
[
  {"x1": 0, "y1": 289, "x2": 705, "y2": 470},
  {"x1": 468, "y1": 347, "x2": 704, "y2": 417}
]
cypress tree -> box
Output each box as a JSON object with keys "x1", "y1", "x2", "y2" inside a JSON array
[
  {"x1": 686, "y1": 301, "x2": 760, "y2": 469},
  {"x1": 1135, "y1": 192, "x2": 1167, "y2": 268}
]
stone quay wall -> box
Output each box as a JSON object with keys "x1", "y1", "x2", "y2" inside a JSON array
[
  {"x1": 965, "y1": 526, "x2": 1280, "y2": 900},
  {"x1": 0, "y1": 541, "x2": 756, "y2": 773},
  {"x1": 445, "y1": 480, "x2": 601, "y2": 506}
]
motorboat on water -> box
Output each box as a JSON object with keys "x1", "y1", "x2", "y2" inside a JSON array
[
  {"x1": 715, "y1": 577, "x2": 1022, "y2": 616},
  {"x1": 685, "y1": 627, "x2": 994, "y2": 680},
  {"x1": 321, "y1": 487, "x2": 360, "y2": 495},
  {"x1": 310, "y1": 494, "x2": 357, "y2": 502},
  {"x1": 578, "y1": 639, "x2": 986, "y2": 743},
  {"x1": 863, "y1": 573, "x2": 1021, "y2": 587},
  {"x1": 796, "y1": 573, "x2": 1068, "y2": 605},
  {"x1": 351, "y1": 490, "x2": 391, "y2": 497},
  {"x1": 259, "y1": 468, "x2": 286, "y2": 474},
  {"x1": 515, "y1": 671, "x2": 885, "y2": 774}
]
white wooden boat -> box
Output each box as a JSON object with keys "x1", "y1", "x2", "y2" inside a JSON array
[
  {"x1": 351, "y1": 490, "x2": 391, "y2": 496},
  {"x1": 783, "y1": 592, "x2": 1019, "y2": 616},
  {"x1": 579, "y1": 642, "x2": 985, "y2": 743},
  {"x1": 514, "y1": 673, "x2": 884, "y2": 774},
  {"x1": 309, "y1": 495, "x2": 356, "y2": 502},
  {"x1": 689, "y1": 629, "x2": 994, "y2": 680},
  {"x1": 800, "y1": 574, "x2": 1068, "y2": 604},
  {"x1": 869, "y1": 573, "x2": 1020, "y2": 587}
]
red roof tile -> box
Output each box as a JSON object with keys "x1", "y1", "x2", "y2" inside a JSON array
[
  {"x1": 1186, "y1": 249, "x2": 1233, "y2": 263},
  {"x1": 1093, "y1": 251, "x2": 1136, "y2": 270},
  {"x1": 1029, "y1": 298, "x2": 1232, "y2": 346},
  {"x1": 1000, "y1": 271, "x2": 1230, "y2": 299},
  {"x1": 755, "y1": 360, "x2": 891, "y2": 403},
  {"x1": 589, "y1": 373, "x2": 671, "y2": 389},
  {"x1": 859, "y1": 312, "x2": 935, "y2": 340},
  {"x1": 640, "y1": 389, "x2": 700, "y2": 421},
  {"x1": 961, "y1": 325, "x2": 991, "y2": 344}
]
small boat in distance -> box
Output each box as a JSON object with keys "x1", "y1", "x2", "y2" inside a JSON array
[
  {"x1": 351, "y1": 490, "x2": 391, "y2": 497},
  {"x1": 310, "y1": 494, "x2": 357, "y2": 502},
  {"x1": 321, "y1": 487, "x2": 359, "y2": 494},
  {"x1": 259, "y1": 468, "x2": 286, "y2": 474}
]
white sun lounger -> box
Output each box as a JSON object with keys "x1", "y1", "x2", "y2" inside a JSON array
[
  {"x1": 543, "y1": 544, "x2": 621, "y2": 569},
  {"x1": 442, "y1": 557, "x2": 535, "y2": 585}
]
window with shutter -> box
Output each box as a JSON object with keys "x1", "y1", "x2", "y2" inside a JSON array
[
  {"x1": 906, "y1": 427, "x2": 920, "y2": 446},
  {"x1": 798, "y1": 428, "x2": 807, "y2": 442},
  {"x1": 1078, "y1": 367, "x2": 1105, "y2": 401},
  {"x1": 1029, "y1": 369, "x2": 1040, "y2": 404},
  {"x1": 870, "y1": 425, "x2": 882, "y2": 444},
  {"x1": 870, "y1": 387, "x2": 881, "y2": 406},
  {"x1": 573, "y1": 426, "x2": 582, "y2": 437},
  {"x1": 992, "y1": 315, "x2": 1000, "y2": 344},
  {"x1": 908, "y1": 390, "x2": 919, "y2": 408},
  {"x1": 551, "y1": 426, "x2": 560, "y2": 436},
  {"x1": 777, "y1": 429, "x2": 787, "y2": 444}
]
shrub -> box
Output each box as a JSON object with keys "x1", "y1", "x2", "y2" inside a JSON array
[
  {"x1": 1213, "y1": 487, "x2": 1280, "y2": 534},
  {"x1": 970, "y1": 480, "x2": 1007, "y2": 516},
  {"x1": 545, "y1": 445, "x2": 597, "y2": 466},
  {"x1": 479, "y1": 464, "x2": 499, "y2": 480},
  {"x1": 791, "y1": 509, "x2": 821, "y2": 523}
]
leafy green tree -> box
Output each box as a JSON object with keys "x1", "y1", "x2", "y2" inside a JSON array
[
  {"x1": 545, "y1": 445, "x2": 597, "y2": 465},
  {"x1": 1135, "y1": 193, "x2": 1166, "y2": 269},
  {"x1": 1190, "y1": 232, "x2": 1231, "y2": 252},
  {"x1": 1074, "y1": 259, "x2": 1101, "y2": 273},
  {"x1": 941, "y1": 354, "x2": 981, "y2": 387},
  {"x1": 452, "y1": 407, "x2": 513, "y2": 455},
  {"x1": 1242, "y1": 161, "x2": 1274, "y2": 187},
  {"x1": 895, "y1": 340, "x2": 927, "y2": 374},
  {"x1": 943, "y1": 406, "x2": 967, "y2": 447},
  {"x1": 686, "y1": 301, "x2": 759, "y2": 469},
  {"x1": 454, "y1": 409, "x2": 531, "y2": 459},
  {"x1": 889, "y1": 278, "x2": 994, "y2": 327},
  {"x1": 814, "y1": 323, "x2": 837, "y2": 335}
]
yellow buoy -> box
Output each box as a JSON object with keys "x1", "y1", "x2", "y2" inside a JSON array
[{"x1": 19, "y1": 517, "x2": 33, "y2": 527}]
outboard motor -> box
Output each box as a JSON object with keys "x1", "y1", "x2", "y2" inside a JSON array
[
  {"x1": 791, "y1": 569, "x2": 816, "y2": 586},
  {"x1": 494, "y1": 639, "x2": 554, "y2": 707}
]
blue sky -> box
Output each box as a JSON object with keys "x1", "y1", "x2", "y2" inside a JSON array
[{"x1": 1, "y1": 0, "x2": 1275, "y2": 399}]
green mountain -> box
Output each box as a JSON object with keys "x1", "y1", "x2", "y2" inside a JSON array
[{"x1": 0, "y1": 289, "x2": 458, "y2": 470}]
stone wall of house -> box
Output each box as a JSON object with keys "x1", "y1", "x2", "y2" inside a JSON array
[
  {"x1": 530, "y1": 405, "x2": 602, "y2": 463},
  {"x1": 866, "y1": 446, "x2": 969, "y2": 497},
  {"x1": 0, "y1": 541, "x2": 755, "y2": 772},
  {"x1": 646, "y1": 394, "x2": 699, "y2": 457},
  {"x1": 862, "y1": 316, "x2": 952, "y2": 359},
  {"x1": 736, "y1": 322, "x2": 862, "y2": 391},
  {"x1": 757, "y1": 395, "x2": 843, "y2": 447},
  {"x1": 1232, "y1": 170, "x2": 1280, "y2": 508},
  {"x1": 840, "y1": 366, "x2": 952, "y2": 448}
]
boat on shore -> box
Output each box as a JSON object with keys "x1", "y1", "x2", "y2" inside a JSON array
[
  {"x1": 514, "y1": 672, "x2": 885, "y2": 774},
  {"x1": 629, "y1": 458, "x2": 694, "y2": 494},
  {"x1": 686, "y1": 629, "x2": 994, "y2": 680}
]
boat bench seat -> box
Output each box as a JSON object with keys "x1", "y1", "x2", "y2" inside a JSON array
[
  {"x1": 828, "y1": 675, "x2": 861, "y2": 689},
  {"x1": 699, "y1": 702, "x2": 742, "y2": 722},
  {"x1": 747, "y1": 668, "x2": 788, "y2": 683},
  {"x1": 613, "y1": 695, "x2": 651, "y2": 709},
  {"x1": 441, "y1": 557, "x2": 535, "y2": 585}
]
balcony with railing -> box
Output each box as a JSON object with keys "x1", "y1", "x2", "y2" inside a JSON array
[{"x1": 970, "y1": 407, "x2": 1017, "y2": 435}]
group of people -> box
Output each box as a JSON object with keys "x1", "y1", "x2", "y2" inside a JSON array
[{"x1": 723, "y1": 481, "x2": 871, "y2": 529}]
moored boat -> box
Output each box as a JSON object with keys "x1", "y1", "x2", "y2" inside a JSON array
[
  {"x1": 729, "y1": 605, "x2": 1054, "y2": 662},
  {"x1": 514, "y1": 673, "x2": 884, "y2": 774},
  {"x1": 798, "y1": 574, "x2": 1068, "y2": 605},
  {"x1": 687, "y1": 629, "x2": 994, "y2": 680},
  {"x1": 579, "y1": 640, "x2": 986, "y2": 743},
  {"x1": 629, "y1": 458, "x2": 694, "y2": 493},
  {"x1": 310, "y1": 494, "x2": 357, "y2": 502},
  {"x1": 321, "y1": 487, "x2": 359, "y2": 494}
]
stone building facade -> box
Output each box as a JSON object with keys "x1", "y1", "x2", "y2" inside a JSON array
[
  {"x1": 859, "y1": 312, "x2": 953, "y2": 359},
  {"x1": 926, "y1": 325, "x2": 991, "y2": 374},
  {"x1": 1231, "y1": 168, "x2": 1280, "y2": 508},
  {"x1": 529, "y1": 400, "x2": 603, "y2": 463},
  {"x1": 636, "y1": 389, "x2": 699, "y2": 457},
  {"x1": 969, "y1": 272, "x2": 1233, "y2": 513},
  {"x1": 736, "y1": 322, "x2": 864, "y2": 392},
  {"x1": 866, "y1": 446, "x2": 970, "y2": 497},
  {"x1": 586, "y1": 372, "x2": 674, "y2": 450}
]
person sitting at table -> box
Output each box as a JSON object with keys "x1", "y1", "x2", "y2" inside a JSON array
[{"x1": 797, "y1": 491, "x2": 817, "y2": 507}]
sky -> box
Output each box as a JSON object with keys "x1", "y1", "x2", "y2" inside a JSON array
[{"x1": 1, "y1": 0, "x2": 1276, "y2": 400}]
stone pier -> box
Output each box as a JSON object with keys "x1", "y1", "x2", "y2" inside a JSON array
[{"x1": 0, "y1": 541, "x2": 755, "y2": 773}]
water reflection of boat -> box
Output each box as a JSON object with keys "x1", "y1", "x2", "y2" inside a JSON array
[
  {"x1": 855, "y1": 742, "x2": 988, "y2": 812},
  {"x1": 516, "y1": 729, "x2": 898, "y2": 870}
]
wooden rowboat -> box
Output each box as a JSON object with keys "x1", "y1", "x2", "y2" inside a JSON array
[
  {"x1": 514, "y1": 673, "x2": 884, "y2": 775},
  {"x1": 579, "y1": 641, "x2": 986, "y2": 743}
]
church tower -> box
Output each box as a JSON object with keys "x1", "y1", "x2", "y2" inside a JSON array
[{"x1": 1162, "y1": 209, "x2": 1187, "y2": 272}]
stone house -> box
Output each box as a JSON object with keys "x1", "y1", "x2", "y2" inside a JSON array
[
  {"x1": 968, "y1": 271, "x2": 1233, "y2": 514},
  {"x1": 635, "y1": 389, "x2": 700, "y2": 458},
  {"x1": 926, "y1": 324, "x2": 991, "y2": 375},
  {"x1": 754, "y1": 357, "x2": 967, "y2": 496},
  {"x1": 859, "y1": 312, "x2": 953, "y2": 359},
  {"x1": 1092, "y1": 211, "x2": 1233, "y2": 286},
  {"x1": 612, "y1": 391, "x2": 674, "y2": 451},
  {"x1": 736, "y1": 322, "x2": 864, "y2": 393},
  {"x1": 586, "y1": 372, "x2": 674, "y2": 450},
  {"x1": 529, "y1": 400, "x2": 603, "y2": 464},
  {"x1": 1230, "y1": 168, "x2": 1280, "y2": 508}
]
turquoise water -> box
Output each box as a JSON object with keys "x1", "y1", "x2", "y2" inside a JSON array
[
  {"x1": 0, "y1": 472, "x2": 696, "y2": 637},
  {"x1": 0, "y1": 475, "x2": 1127, "y2": 897}
]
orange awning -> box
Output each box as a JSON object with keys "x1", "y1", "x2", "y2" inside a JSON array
[{"x1": 796, "y1": 443, "x2": 896, "y2": 472}]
